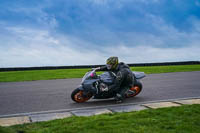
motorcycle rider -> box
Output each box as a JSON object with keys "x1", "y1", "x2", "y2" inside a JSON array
[{"x1": 94, "y1": 56, "x2": 134, "y2": 103}]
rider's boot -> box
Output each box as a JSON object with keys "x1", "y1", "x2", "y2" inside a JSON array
[
  {"x1": 114, "y1": 86, "x2": 130, "y2": 103},
  {"x1": 114, "y1": 93, "x2": 123, "y2": 103}
]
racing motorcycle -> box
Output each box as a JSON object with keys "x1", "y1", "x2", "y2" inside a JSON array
[{"x1": 71, "y1": 70, "x2": 145, "y2": 103}]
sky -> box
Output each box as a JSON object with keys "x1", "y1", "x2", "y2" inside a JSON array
[{"x1": 0, "y1": 0, "x2": 200, "y2": 67}]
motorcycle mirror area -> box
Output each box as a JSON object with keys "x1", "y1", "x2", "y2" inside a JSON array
[
  {"x1": 90, "y1": 71, "x2": 98, "y2": 79},
  {"x1": 86, "y1": 70, "x2": 98, "y2": 79}
]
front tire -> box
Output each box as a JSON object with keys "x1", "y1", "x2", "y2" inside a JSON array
[
  {"x1": 126, "y1": 81, "x2": 143, "y2": 98},
  {"x1": 71, "y1": 88, "x2": 92, "y2": 103}
]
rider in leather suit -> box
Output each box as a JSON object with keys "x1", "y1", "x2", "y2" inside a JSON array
[{"x1": 95, "y1": 57, "x2": 134, "y2": 103}]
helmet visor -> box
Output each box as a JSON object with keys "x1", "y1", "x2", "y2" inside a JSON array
[{"x1": 106, "y1": 64, "x2": 112, "y2": 70}]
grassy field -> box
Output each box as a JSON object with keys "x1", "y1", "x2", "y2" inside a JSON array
[
  {"x1": 0, "y1": 104, "x2": 200, "y2": 133},
  {"x1": 0, "y1": 64, "x2": 200, "y2": 82}
]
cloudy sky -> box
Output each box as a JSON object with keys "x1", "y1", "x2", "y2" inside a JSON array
[{"x1": 0, "y1": 0, "x2": 200, "y2": 67}]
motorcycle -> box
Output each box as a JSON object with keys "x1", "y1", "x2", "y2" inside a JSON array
[{"x1": 71, "y1": 70, "x2": 145, "y2": 103}]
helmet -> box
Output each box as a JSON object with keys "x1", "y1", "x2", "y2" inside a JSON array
[{"x1": 106, "y1": 56, "x2": 119, "y2": 70}]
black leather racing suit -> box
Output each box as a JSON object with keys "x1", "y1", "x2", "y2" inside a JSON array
[{"x1": 99, "y1": 62, "x2": 134, "y2": 100}]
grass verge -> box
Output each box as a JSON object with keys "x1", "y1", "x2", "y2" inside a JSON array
[
  {"x1": 0, "y1": 64, "x2": 200, "y2": 82},
  {"x1": 1, "y1": 104, "x2": 200, "y2": 133}
]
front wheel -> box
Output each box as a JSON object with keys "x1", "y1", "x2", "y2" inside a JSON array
[
  {"x1": 126, "y1": 81, "x2": 143, "y2": 98},
  {"x1": 71, "y1": 88, "x2": 92, "y2": 103}
]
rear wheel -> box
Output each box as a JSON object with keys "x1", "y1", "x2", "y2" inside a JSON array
[
  {"x1": 126, "y1": 81, "x2": 142, "y2": 98},
  {"x1": 71, "y1": 88, "x2": 92, "y2": 103}
]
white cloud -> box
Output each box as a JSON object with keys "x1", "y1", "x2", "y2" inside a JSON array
[
  {"x1": 6, "y1": 4, "x2": 58, "y2": 29},
  {"x1": 0, "y1": 26, "x2": 106, "y2": 67},
  {"x1": 90, "y1": 0, "x2": 108, "y2": 5},
  {"x1": 195, "y1": 0, "x2": 200, "y2": 7},
  {"x1": 1, "y1": 13, "x2": 200, "y2": 68},
  {"x1": 0, "y1": 26, "x2": 200, "y2": 68},
  {"x1": 105, "y1": 45, "x2": 200, "y2": 63},
  {"x1": 126, "y1": 13, "x2": 200, "y2": 48},
  {"x1": 1, "y1": 41, "x2": 199, "y2": 67}
]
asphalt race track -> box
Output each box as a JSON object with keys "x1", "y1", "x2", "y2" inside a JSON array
[{"x1": 0, "y1": 71, "x2": 200, "y2": 116}]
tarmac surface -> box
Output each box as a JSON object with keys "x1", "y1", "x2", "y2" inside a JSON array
[{"x1": 0, "y1": 71, "x2": 200, "y2": 116}]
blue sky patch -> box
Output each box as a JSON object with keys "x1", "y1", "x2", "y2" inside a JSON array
[{"x1": 0, "y1": 0, "x2": 200, "y2": 67}]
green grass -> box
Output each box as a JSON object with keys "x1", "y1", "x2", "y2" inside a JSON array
[
  {"x1": 131, "y1": 64, "x2": 200, "y2": 74},
  {"x1": 0, "y1": 68, "x2": 91, "y2": 82},
  {"x1": 0, "y1": 64, "x2": 200, "y2": 82},
  {"x1": 1, "y1": 104, "x2": 200, "y2": 133}
]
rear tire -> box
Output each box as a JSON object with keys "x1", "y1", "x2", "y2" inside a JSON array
[
  {"x1": 71, "y1": 88, "x2": 92, "y2": 103},
  {"x1": 126, "y1": 81, "x2": 142, "y2": 98}
]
